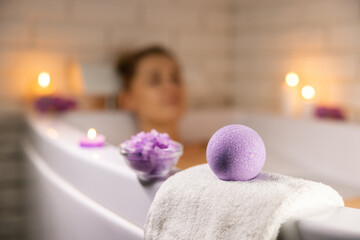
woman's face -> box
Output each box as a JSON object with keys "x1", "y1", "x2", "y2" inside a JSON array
[{"x1": 123, "y1": 54, "x2": 186, "y2": 124}]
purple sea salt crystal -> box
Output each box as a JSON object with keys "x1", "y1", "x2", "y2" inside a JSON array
[
  {"x1": 314, "y1": 106, "x2": 346, "y2": 120},
  {"x1": 120, "y1": 129, "x2": 183, "y2": 180},
  {"x1": 34, "y1": 95, "x2": 76, "y2": 113}
]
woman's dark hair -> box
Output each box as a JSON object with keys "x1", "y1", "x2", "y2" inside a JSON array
[{"x1": 116, "y1": 45, "x2": 175, "y2": 90}]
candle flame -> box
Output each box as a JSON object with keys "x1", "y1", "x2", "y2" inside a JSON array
[
  {"x1": 285, "y1": 72, "x2": 299, "y2": 87},
  {"x1": 87, "y1": 128, "x2": 97, "y2": 139},
  {"x1": 38, "y1": 72, "x2": 51, "y2": 88},
  {"x1": 301, "y1": 85, "x2": 315, "y2": 100}
]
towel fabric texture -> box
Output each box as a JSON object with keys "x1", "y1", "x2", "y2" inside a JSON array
[{"x1": 144, "y1": 164, "x2": 344, "y2": 240}]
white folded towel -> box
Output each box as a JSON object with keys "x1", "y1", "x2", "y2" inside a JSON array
[{"x1": 144, "y1": 164, "x2": 344, "y2": 240}]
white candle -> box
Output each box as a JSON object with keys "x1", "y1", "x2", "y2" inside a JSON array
[
  {"x1": 301, "y1": 85, "x2": 316, "y2": 118},
  {"x1": 282, "y1": 73, "x2": 299, "y2": 117},
  {"x1": 35, "y1": 72, "x2": 54, "y2": 96}
]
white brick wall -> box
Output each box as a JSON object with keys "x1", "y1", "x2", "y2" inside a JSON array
[
  {"x1": 0, "y1": 20, "x2": 30, "y2": 46},
  {"x1": 330, "y1": 23, "x2": 360, "y2": 51},
  {"x1": 35, "y1": 22, "x2": 105, "y2": 49},
  {"x1": 233, "y1": 0, "x2": 360, "y2": 113},
  {"x1": 72, "y1": 1, "x2": 138, "y2": 26},
  {"x1": 0, "y1": 0, "x2": 359, "y2": 111},
  {"x1": 0, "y1": 0, "x2": 234, "y2": 108}
]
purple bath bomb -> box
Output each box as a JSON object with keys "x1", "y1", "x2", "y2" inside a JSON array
[{"x1": 206, "y1": 124, "x2": 266, "y2": 181}]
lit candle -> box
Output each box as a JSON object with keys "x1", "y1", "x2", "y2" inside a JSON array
[
  {"x1": 38, "y1": 72, "x2": 51, "y2": 88},
  {"x1": 301, "y1": 85, "x2": 316, "y2": 118},
  {"x1": 79, "y1": 128, "x2": 106, "y2": 147},
  {"x1": 282, "y1": 72, "x2": 299, "y2": 117},
  {"x1": 34, "y1": 72, "x2": 55, "y2": 96}
]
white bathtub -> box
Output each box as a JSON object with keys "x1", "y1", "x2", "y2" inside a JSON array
[{"x1": 23, "y1": 108, "x2": 360, "y2": 240}]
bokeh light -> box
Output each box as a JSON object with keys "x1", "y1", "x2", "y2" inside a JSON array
[
  {"x1": 87, "y1": 128, "x2": 97, "y2": 139},
  {"x1": 38, "y1": 72, "x2": 51, "y2": 88},
  {"x1": 301, "y1": 85, "x2": 315, "y2": 100},
  {"x1": 285, "y1": 72, "x2": 299, "y2": 87}
]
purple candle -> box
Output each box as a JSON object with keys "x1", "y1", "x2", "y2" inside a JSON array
[{"x1": 79, "y1": 128, "x2": 106, "y2": 147}]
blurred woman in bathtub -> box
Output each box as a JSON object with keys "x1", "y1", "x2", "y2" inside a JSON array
[{"x1": 116, "y1": 46, "x2": 206, "y2": 169}]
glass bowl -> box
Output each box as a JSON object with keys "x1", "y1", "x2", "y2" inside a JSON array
[{"x1": 120, "y1": 141, "x2": 183, "y2": 181}]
